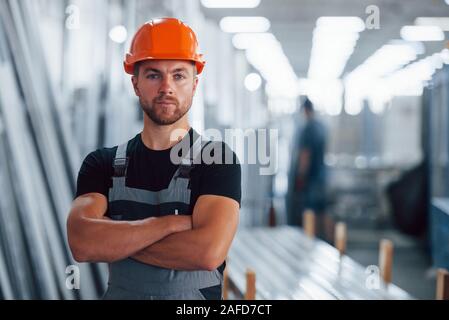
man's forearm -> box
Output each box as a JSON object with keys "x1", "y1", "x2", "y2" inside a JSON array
[
  {"x1": 298, "y1": 149, "x2": 310, "y2": 176},
  {"x1": 132, "y1": 227, "x2": 222, "y2": 271},
  {"x1": 69, "y1": 215, "x2": 181, "y2": 263}
]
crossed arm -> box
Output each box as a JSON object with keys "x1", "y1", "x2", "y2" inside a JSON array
[
  {"x1": 66, "y1": 193, "x2": 239, "y2": 271},
  {"x1": 132, "y1": 194, "x2": 239, "y2": 271}
]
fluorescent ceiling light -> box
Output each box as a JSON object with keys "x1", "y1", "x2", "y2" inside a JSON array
[
  {"x1": 415, "y1": 17, "x2": 449, "y2": 31},
  {"x1": 384, "y1": 58, "x2": 434, "y2": 96},
  {"x1": 344, "y1": 102, "x2": 363, "y2": 116},
  {"x1": 316, "y1": 16, "x2": 365, "y2": 32},
  {"x1": 373, "y1": 44, "x2": 416, "y2": 64},
  {"x1": 389, "y1": 39, "x2": 425, "y2": 55},
  {"x1": 246, "y1": 46, "x2": 298, "y2": 98},
  {"x1": 349, "y1": 44, "x2": 417, "y2": 79},
  {"x1": 350, "y1": 50, "x2": 443, "y2": 101},
  {"x1": 400, "y1": 25, "x2": 444, "y2": 41},
  {"x1": 109, "y1": 25, "x2": 127, "y2": 43},
  {"x1": 308, "y1": 16, "x2": 364, "y2": 80},
  {"x1": 428, "y1": 53, "x2": 443, "y2": 69},
  {"x1": 298, "y1": 79, "x2": 343, "y2": 115},
  {"x1": 201, "y1": 0, "x2": 260, "y2": 8},
  {"x1": 232, "y1": 32, "x2": 298, "y2": 99},
  {"x1": 245, "y1": 38, "x2": 298, "y2": 98},
  {"x1": 220, "y1": 17, "x2": 270, "y2": 33},
  {"x1": 441, "y1": 48, "x2": 449, "y2": 64},
  {"x1": 232, "y1": 32, "x2": 276, "y2": 49},
  {"x1": 244, "y1": 73, "x2": 262, "y2": 91}
]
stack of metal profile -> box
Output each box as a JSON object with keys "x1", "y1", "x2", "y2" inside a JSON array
[
  {"x1": 0, "y1": 0, "x2": 105, "y2": 299},
  {"x1": 227, "y1": 226, "x2": 413, "y2": 300}
]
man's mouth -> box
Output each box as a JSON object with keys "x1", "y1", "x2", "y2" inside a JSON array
[{"x1": 156, "y1": 100, "x2": 176, "y2": 106}]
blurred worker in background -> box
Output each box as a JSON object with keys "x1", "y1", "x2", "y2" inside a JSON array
[{"x1": 287, "y1": 97, "x2": 332, "y2": 241}]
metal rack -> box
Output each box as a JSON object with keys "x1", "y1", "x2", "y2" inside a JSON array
[{"x1": 0, "y1": 0, "x2": 100, "y2": 299}]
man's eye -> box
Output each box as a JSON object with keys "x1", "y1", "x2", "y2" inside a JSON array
[
  {"x1": 147, "y1": 74, "x2": 160, "y2": 79},
  {"x1": 174, "y1": 74, "x2": 185, "y2": 80}
]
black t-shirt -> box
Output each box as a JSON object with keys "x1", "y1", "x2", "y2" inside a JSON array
[{"x1": 75, "y1": 129, "x2": 242, "y2": 215}]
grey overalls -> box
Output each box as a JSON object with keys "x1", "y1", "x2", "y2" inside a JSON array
[{"x1": 102, "y1": 132, "x2": 223, "y2": 299}]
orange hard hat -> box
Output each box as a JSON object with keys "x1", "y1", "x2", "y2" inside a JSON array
[{"x1": 124, "y1": 17, "x2": 205, "y2": 75}]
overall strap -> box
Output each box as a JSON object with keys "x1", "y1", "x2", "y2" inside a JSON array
[
  {"x1": 176, "y1": 136, "x2": 206, "y2": 179},
  {"x1": 113, "y1": 142, "x2": 129, "y2": 177}
]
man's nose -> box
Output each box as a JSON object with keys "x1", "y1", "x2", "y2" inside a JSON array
[{"x1": 158, "y1": 77, "x2": 174, "y2": 95}]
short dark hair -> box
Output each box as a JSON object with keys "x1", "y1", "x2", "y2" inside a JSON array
[
  {"x1": 133, "y1": 61, "x2": 142, "y2": 77},
  {"x1": 133, "y1": 60, "x2": 197, "y2": 77},
  {"x1": 303, "y1": 97, "x2": 314, "y2": 113}
]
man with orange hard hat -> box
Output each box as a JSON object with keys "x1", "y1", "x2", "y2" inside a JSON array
[{"x1": 67, "y1": 18, "x2": 241, "y2": 300}]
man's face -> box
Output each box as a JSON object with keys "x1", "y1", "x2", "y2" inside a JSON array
[{"x1": 132, "y1": 60, "x2": 198, "y2": 126}]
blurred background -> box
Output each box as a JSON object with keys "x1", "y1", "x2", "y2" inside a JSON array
[{"x1": 0, "y1": 0, "x2": 449, "y2": 300}]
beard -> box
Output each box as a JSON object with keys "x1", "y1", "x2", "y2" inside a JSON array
[{"x1": 139, "y1": 95, "x2": 191, "y2": 126}]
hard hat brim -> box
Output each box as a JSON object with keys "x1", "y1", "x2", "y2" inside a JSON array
[{"x1": 124, "y1": 56, "x2": 205, "y2": 75}]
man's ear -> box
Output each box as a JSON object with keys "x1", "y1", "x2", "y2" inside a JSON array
[
  {"x1": 192, "y1": 76, "x2": 199, "y2": 94},
  {"x1": 131, "y1": 75, "x2": 140, "y2": 96}
]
